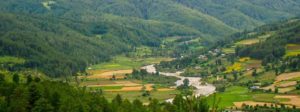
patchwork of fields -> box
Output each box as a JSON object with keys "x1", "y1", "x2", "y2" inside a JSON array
[
  {"x1": 208, "y1": 86, "x2": 300, "y2": 109},
  {"x1": 76, "y1": 56, "x2": 177, "y2": 103}
]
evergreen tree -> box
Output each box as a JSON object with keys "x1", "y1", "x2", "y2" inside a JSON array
[
  {"x1": 252, "y1": 69, "x2": 258, "y2": 77},
  {"x1": 0, "y1": 73, "x2": 5, "y2": 84},
  {"x1": 32, "y1": 98, "x2": 54, "y2": 112},
  {"x1": 27, "y1": 75, "x2": 33, "y2": 84},
  {"x1": 8, "y1": 87, "x2": 29, "y2": 112},
  {"x1": 132, "y1": 99, "x2": 146, "y2": 112},
  {"x1": 34, "y1": 77, "x2": 41, "y2": 83},
  {"x1": 50, "y1": 92, "x2": 60, "y2": 111},
  {"x1": 28, "y1": 84, "x2": 41, "y2": 111},
  {"x1": 183, "y1": 78, "x2": 189, "y2": 88},
  {"x1": 148, "y1": 99, "x2": 161, "y2": 112},
  {"x1": 275, "y1": 88, "x2": 279, "y2": 93},
  {"x1": 13, "y1": 73, "x2": 20, "y2": 84}
]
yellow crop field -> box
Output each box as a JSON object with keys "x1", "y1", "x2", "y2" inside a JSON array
[{"x1": 225, "y1": 63, "x2": 242, "y2": 73}]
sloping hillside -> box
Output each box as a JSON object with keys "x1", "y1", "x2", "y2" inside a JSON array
[
  {"x1": 173, "y1": 0, "x2": 300, "y2": 29},
  {"x1": 233, "y1": 18, "x2": 300, "y2": 59},
  {"x1": 0, "y1": 0, "x2": 299, "y2": 76},
  {"x1": 0, "y1": 13, "x2": 199, "y2": 77}
]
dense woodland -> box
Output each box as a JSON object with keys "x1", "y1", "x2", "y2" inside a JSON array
[{"x1": 0, "y1": 13, "x2": 198, "y2": 77}]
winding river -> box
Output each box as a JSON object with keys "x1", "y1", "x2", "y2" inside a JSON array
[{"x1": 142, "y1": 65, "x2": 216, "y2": 101}]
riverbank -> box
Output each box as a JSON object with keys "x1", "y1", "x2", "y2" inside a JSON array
[{"x1": 141, "y1": 65, "x2": 216, "y2": 97}]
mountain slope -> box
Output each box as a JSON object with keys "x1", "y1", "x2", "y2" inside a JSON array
[
  {"x1": 173, "y1": 0, "x2": 299, "y2": 30},
  {"x1": 233, "y1": 18, "x2": 300, "y2": 59},
  {"x1": 0, "y1": 0, "x2": 237, "y2": 38},
  {"x1": 0, "y1": 13, "x2": 199, "y2": 77},
  {"x1": 0, "y1": 0, "x2": 299, "y2": 76},
  {"x1": 92, "y1": 0, "x2": 237, "y2": 37},
  {"x1": 1, "y1": 0, "x2": 299, "y2": 37}
]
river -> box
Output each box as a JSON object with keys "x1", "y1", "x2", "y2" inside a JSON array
[{"x1": 141, "y1": 65, "x2": 216, "y2": 101}]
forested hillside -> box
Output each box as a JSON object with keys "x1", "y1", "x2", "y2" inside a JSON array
[
  {"x1": 173, "y1": 0, "x2": 300, "y2": 29},
  {"x1": 1, "y1": 0, "x2": 300, "y2": 37},
  {"x1": 0, "y1": 0, "x2": 300, "y2": 77},
  {"x1": 235, "y1": 18, "x2": 300, "y2": 60},
  {"x1": 0, "y1": 13, "x2": 198, "y2": 77}
]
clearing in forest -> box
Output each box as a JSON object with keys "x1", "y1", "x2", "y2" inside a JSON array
[
  {"x1": 235, "y1": 39, "x2": 260, "y2": 45},
  {"x1": 235, "y1": 33, "x2": 271, "y2": 46}
]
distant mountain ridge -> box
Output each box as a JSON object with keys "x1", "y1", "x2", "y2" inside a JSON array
[{"x1": 1, "y1": 0, "x2": 299, "y2": 38}]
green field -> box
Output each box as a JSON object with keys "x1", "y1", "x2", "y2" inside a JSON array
[
  {"x1": 89, "y1": 86, "x2": 124, "y2": 90},
  {"x1": 252, "y1": 94, "x2": 289, "y2": 103},
  {"x1": 103, "y1": 90, "x2": 180, "y2": 103},
  {"x1": 208, "y1": 86, "x2": 252, "y2": 108},
  {"x1": 207, "y1": 86, "x2": 288, "y2": 108},
  {"x1": 89, "y1": 56, "x2": 172, "y2": 70},
  {"x1": 0, "y1": 56, "x2": 25, "y2": 64},
  {"x1": 235, "y1": 38, "x2": 260, "y2": 45},
  {"x1": 239, "y1": 71, "x2": 276, "y2": 84},
  {"x1": 285, "y1": 44, "x2": 300, "y2": 57},
  {"x1": 285, "y1": 50, "x2": 300, "y2": 57},
  {"x1": 222, "y1": 47, "x2": 235, "y2": 54}
]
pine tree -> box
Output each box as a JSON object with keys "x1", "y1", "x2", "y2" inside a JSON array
[
  {"x1": 50, "y1": 92, "x2": 60, "y2": 111},
  {"x1": 28, "y1": 84, "x2": 41, "y2": 111},
  {"x1": 13, "y1": 73, "x2": 20, "y2": 84},
  {"x1": 32, "y1": 98, "x2": 54, "y2": 112},
  {"x1": 275, "y1": 88, "x2": 279, "y2": 93},
  {"x1": 0, "y1": 73, "x2": 5, "y2": 84},
  {"x1": 27, "y1": 75, "x2": 33, "y2": 84},
  {"x1": 183, "y1": 78, "x2": 189, "y2": 88}
]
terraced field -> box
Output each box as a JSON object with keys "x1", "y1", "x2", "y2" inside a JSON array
[
  {"x1": 262, "y1": 72, "x2": 300, "y2": 93},
  {"x1": 285, "y1": 44, "x2": 300, "y2": 57}
]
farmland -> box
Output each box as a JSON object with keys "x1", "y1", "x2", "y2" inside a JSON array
[
  {"x1": 285, "y1": 44, "x2": 300, "y2": 57},
  {"x1": 75, "y1": 55, "x2": 178, "y2": 103},
  {"x1": 207, "y1": 86, "x2": 297, "y2": 109},
  {"x1": 262, "y1": 72, "x2": 300, "y2": 93}
]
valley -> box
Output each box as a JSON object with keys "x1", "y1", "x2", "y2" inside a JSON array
[{"x1": 1, "y1": 0, "x2": 300, "y2": 112}]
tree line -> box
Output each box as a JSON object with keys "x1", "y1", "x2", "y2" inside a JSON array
[{"x1": 0, "y1": 72, "x2": 211, "y2": 112}]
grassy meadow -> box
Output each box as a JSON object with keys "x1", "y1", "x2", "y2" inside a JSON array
[
  {"x1": 208, "y1": 86, "x2": 291, "y2": 108},
  {"x1": 88, "y1": 55, "x2": 172, "y2": 71}
]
